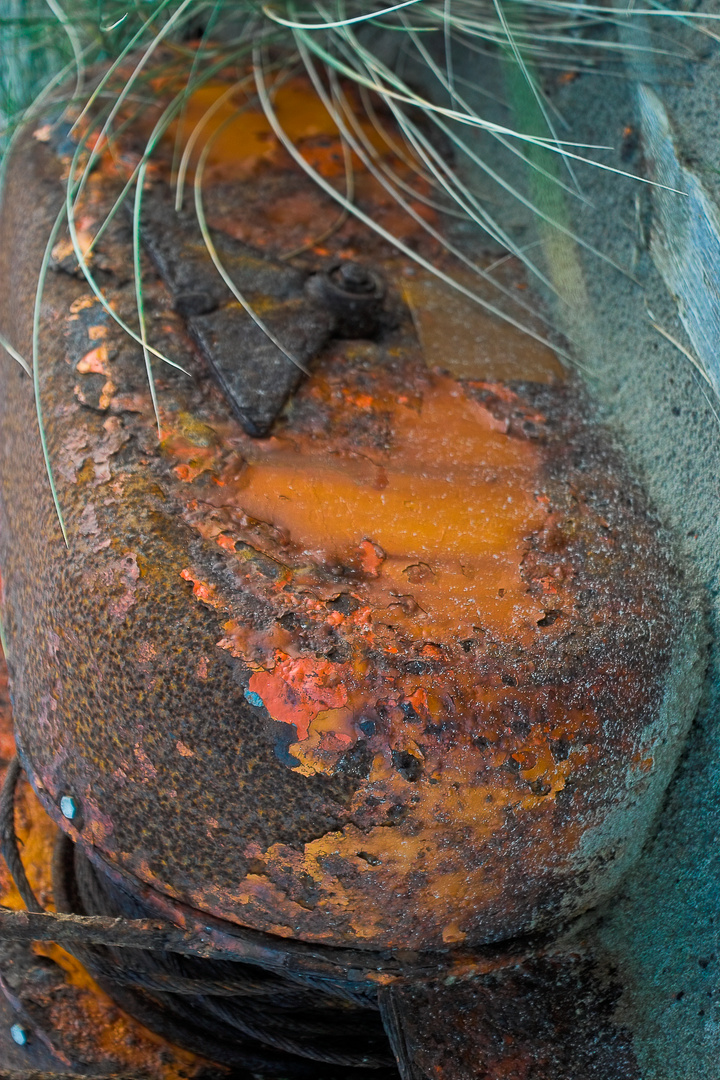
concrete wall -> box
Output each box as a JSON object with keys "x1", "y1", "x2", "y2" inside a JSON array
[{"x1": 447, "y1": 22, "x2": 720, "y2": 1076}]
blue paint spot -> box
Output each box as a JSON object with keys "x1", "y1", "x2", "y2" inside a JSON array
[
  {"x1": 274, "y1": 732, "x2": 301, "y2": 769},
  {"x1": 244, "y1": 688, "x2": 265, "y2": 709}
]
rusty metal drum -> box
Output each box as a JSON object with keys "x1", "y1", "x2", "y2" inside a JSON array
[{"x1": 0, "y1": 72, "x2": 705, "y2": 976}]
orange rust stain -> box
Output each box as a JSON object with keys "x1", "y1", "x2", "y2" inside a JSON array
[
  {"x1": 230, "y1": 375, "x2": 547, "y2": 642},
  {"x1": 165, "y1": 78, "x2": 390, "y2": 180},
  {"x1": 0, "y1": 777, "x2": 58, "y2": 912},
  {"x1": 33, "y1": 943, "x2": 204, "y2": 1080},
  {"x1": 442, "y1": 922, "x2": 469, "y2": 945},
  {"x1": 76, "y1": 345, "x2": 108, "y2": 374},
  {"x1": 249, "y1": 655, "x2": 348, "y2": 740},
  {"x1": 52, "y1": 231, "x2": 93, "y2": 264},
  {"x1": 68, "y1": 296, "x2": 96, "y2": 314},
  {"x1": 180, "y1": 568, "x2": 217, "y2": 604},
  {"x1": 216, "y1": 533, "x2": 238, "y2": 553},
  {"x1": 288, "y1": 704, "x2": 357, "y2": 775},
  {"x1": 174, "y1": 461, "x2": 210, "y2": 483},
  {"x1": 359, "y1": 539, "x2": 385, "y2": 576},
  {"x1": 227, "y1": 717, "x2": 589, "y2": 945}
]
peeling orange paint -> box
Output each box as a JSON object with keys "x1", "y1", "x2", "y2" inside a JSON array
[
  {"x1": 249, "y1": 654, "x2": 348, "y2": 740},
  {"x1": 164, "y1": 78, "x2": 394, "y2": 184}
]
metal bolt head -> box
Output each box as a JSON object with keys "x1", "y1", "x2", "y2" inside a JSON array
[
  {"x1": 10, "y1": 1023, "x2": 28, "y2": 1046},
  {"x1": 333, "y1": 261, "x2": 375, "y2": 294},
  {"x1": 60, "y1": 795, "x2": 77, "y2": 821}
]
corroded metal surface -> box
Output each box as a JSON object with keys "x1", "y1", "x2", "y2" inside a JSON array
[
  {"x1": 379, "y1": 949, "x2": 641, "y2": 1079},
  {"x1": 0, "y1": 653, "x2": 216, "y2": 1079},
  {"x1": 0, "y1": 71, "x2": 705, "y2": 975},
  {"x1": 139, "y1": 187, "x2": 336, "y2": 437}
]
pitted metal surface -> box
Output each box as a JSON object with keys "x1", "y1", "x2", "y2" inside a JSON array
[
  {"x1": 379, "y1": 950, "x2": 642, "y2": 1080},
  {"x1": 0, "y1": 77, "x2": 705, "y2": 966}
]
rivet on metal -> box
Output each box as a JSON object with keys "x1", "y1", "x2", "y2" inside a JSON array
[
  {"x1": 60, "y1": 795, "x2": 77, "y2": 820},
  {"x1": 10, "y1": 1023, "x2": 28, "y2": 1046}
]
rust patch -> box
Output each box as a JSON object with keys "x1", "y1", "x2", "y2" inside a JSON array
[
  {"x1": 0, "y1": 649, "x2": 207, "y2": 1077},
  {"x1": 379, "y1": 951, "x2": 641, "y2": 1079},
  {"x1": 0, "y1": 66, "x2": 703, "y2": 956}
]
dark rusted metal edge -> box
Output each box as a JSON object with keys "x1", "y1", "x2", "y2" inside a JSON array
[
  {"x1": 7, "y1": 748, "x2": 558, "y2": 990},
  {"x1": 377, "y1": 951, "x2": 642, "y2": 1080}
]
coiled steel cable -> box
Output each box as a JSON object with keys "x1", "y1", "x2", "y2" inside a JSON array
[{"x1": 1, "y1": 757, "x2": 398, "y2": 1078}]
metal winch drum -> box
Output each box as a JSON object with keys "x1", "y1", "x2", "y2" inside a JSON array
[{"x1": 0, "y1": 70, "x2": 707, "y2": 1079}]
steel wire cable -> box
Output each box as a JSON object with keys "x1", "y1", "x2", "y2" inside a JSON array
[{"x1": 0, "y1": 757, "x2": 398, "y2": 1077}]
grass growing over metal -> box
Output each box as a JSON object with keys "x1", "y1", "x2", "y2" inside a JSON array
[{"x1": 0, "y1": 0, "x2": 713, "y2": 540}]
